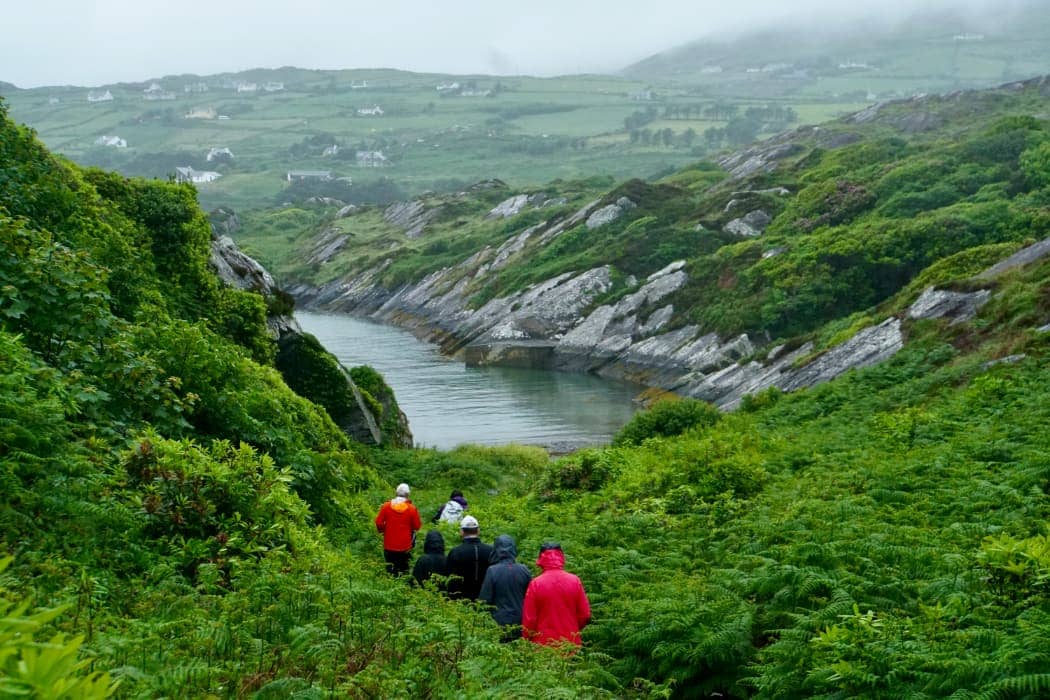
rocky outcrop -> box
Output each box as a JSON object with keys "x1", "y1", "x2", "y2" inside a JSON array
[
  {"x1": 208, "y1": 216, "x2": 409, "y2": 447},
  {"x1": 487, "y1": 194, "x2": 529, "y2": 219},
  {"x1": 306, "y1": 226, "x2": 351, "y2": 266},
  {"x1": 977, "y1": 236, "x2": 1050, "y2": 279},
  {"x1": 295, "y1": 246, "x2": 916, "y2": 411},
  {"x1": 724, "y1": 209, "x2": 771, "y2": 237},
  {"x1": 210, "y1": 234, "x2": 278, "y2": 295},
  {"x1": 907, "y1": 287, "x2": 991, "y2": 324},
  {"x1": 384, "y1": 200, "x2": 441, "y2": 238},
  {"x1": 585, "y1": 197, "x2": 637, "y2": 229}
]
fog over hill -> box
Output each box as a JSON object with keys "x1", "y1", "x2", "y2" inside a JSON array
[{"x1": 0, "y1": 0, "x2": 1039, "y2": 88}]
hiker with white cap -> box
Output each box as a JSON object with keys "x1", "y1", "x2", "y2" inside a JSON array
[
  {"x1": 445, "y1": 515, "x2": 494, "y2": 600},
  {"x1": 374, "y1": 483, "x2": 421, "y2": 576}
]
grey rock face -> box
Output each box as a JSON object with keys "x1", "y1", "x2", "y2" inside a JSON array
[
  {"x1": 306, "y1": 227, "x2": 351, "y2": 265},
  {"x1": 779, "y1": 318, "x2": 903, "y2": 392},
  {"x1": 487, "y1": 194, "x2": 529, "y2": 219},
  {"x1": 907, "y1": 287, "x2": 991, "y2": 324},
  {"x1": 725, "y1": 211, "x2": 770, "y2": 238},
  {"x1": 336, "y1": 204, "x2": 357, "y2": 218},
  {"x1": 977, "y1": 236, "x2": 1050, "y2": 279},
  {"x1": 720, "y1": 141, "x2": 805, "y2": 180},
  {"x1": 384, "y1": 200, "x2": 441, "y2": 238},
  {"x1": 210, "y1": 235, "x2": 278, "y2": 294},
  {"x1": 490, "y1": 223, "x2": 546, "y2": 270},
  {"x1": 981, "y1": 354, "x2": 1027, "y2": 370},
  {"x1": 586, "y1": 203, "x2": 626, "y2": 229}
]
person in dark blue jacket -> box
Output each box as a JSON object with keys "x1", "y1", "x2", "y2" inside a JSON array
[{"x1": 478, "y1": 534, "x2": 531, "y2": 641}]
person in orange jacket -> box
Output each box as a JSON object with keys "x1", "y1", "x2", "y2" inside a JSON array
[
  {"x1": 521, "y1": 542, "x2": 591, "y2": 647},
  {"x1": 374, "y1": 483, "x2": 422, "y2": 576}
]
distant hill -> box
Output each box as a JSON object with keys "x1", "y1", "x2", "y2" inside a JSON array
[{"x1": 623, "y1": 2, "x2": 1050, "y2": 99}]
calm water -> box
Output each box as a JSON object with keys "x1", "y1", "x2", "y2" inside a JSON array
[{"x1": 296, "y1": 311, "x2": 641, "y2": 450}]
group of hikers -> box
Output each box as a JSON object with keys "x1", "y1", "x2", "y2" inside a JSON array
[{"x1": 373, "y1": 483, "x2": 592, "y2": 647}]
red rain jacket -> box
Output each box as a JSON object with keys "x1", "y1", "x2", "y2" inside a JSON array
[
  {"x1": 521, "y1": 549, "x2": 591, "y2": 646},
  {"x1": 374, "y1": 498, "x2": 421, "y2": 552}
]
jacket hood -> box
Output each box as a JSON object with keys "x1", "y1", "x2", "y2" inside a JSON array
[
  {"x1": 491, "y1": 534, "x2": 518, "y2": 562},
  {"x1": 536, "y1": 548, "x2": 565, "y2": 570},
  {"x1": 423, "y1": 530, "x2": 445, "y2": 554},
  {"x1": 451, "y1": 495, "x2": 468, "y2": 507},
  {"x1": 390, "y1": 497, "x2": 412, "y2": 513}
]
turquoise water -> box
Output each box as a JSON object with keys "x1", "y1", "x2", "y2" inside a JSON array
[{"x1": 296, "y1": 311, "x2": 641, "y2": 451}]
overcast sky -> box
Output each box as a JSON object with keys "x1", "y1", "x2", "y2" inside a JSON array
[{"x1": 0, "y1": 0, "x2": 1023, "y2": 88}]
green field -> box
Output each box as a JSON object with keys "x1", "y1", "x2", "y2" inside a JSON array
[{"x1": 0, "y1": 67, "x2": 881, "y2": 211}]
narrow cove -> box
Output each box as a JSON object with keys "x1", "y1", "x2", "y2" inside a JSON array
[{"x1": 296, "y1": 311, "x2": 641, "y2": 451}]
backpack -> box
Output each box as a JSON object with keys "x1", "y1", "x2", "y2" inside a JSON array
[{"x1": 439, "y1": 499, "x2": 465, "y2": 524}]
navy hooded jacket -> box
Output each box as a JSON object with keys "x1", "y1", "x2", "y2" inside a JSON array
[{"x1": 478, "y1": 535, "x2": 532, "y2": 625}]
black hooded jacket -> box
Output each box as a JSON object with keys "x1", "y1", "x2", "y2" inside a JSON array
[
  {"x1": 478, "y1": 535, "x2": 532, "y2": 625},
  {"x1": 412, "y1": 530, "x2": 447, "y2": 586},
  {"x1": 447, "y1": 535, "x2": 495, "y2": 600}
]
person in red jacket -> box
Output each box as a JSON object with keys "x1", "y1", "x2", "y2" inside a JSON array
[
  {"x1": 521, "y1": 542, "x2": 591, "y2": 647},
  {"x1": 374, "y1": 483, "x2": 421, "y2": 576}
]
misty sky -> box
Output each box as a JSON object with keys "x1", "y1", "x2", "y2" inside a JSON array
[{"x1": 1, "y1": 0, "x2": 1019, "y2": 88}]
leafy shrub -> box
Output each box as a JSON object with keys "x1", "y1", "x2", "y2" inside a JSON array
[
  {"x1": 613, "y1": 398, "x2": 721, "y2": 446},
  {"x1": 541, "y1": 449, "x2": 619, "y2": 497},
  {"x1": 124, "y1": 435, "x2": 312, "y2": 578}
]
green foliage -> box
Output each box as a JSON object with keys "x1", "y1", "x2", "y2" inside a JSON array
[
  {"x1": 349, "y1": 365, "x2": 410, "y2": 447},
  {"x1": 124, "y1": 435, "x2": 312, "y2": 578},
  {"x1": 613, "y1": 398, "x2": 721, "y2": 446},
  {"x1": 0, "y1": 557, "x2": 116, "y2": 698},
  {"x1": 1020, "y1": 139, "x2": 1050, "y2": 190}
]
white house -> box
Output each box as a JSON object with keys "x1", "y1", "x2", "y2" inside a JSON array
[
  {"x1": 436, "y1": 81, "x2": 461, "y2": 93},
  {"x1": 143, "y1": 83, "x2": 176, "y2": 101},
  {"x1": 94, "y1": 135, "x2": 127, "y2": 148},
  {"x1": 350, "y1": 80, "x2": 369, "y2": 89},
  {"x1": 87, "y1": 90, "x2": 113, "y2": 103},
  {"x1": 355, "y1": 150, "x2": 388, "y2": 167},
  {"x1": 48, "y1": 97, "x2": 61, "y2": 105},
  {"x1": 236, "y1": 82, "x2": 258, "y2": 93},
  {"x1": 322, "y1": 144, "x2": 341, "y2": 157},
  {"x1": 263, "y1": 81, "x2": 284, "y2": 92},
  {"x1": 174, "y1": 167, "x2": 222, "y2": 184},
  {"x1": 206, "y1": 147, "x2": 234, "y2": 161},
  {"x1": 357, "y1": 105, "x2": 384, "y2": 116},
  {"x1": 184, "y1": 82, "x2": 209, "y2": 93}
]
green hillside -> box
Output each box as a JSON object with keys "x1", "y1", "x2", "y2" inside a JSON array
[
  {"x1": 241, "y1": 79, "x2": 1050, "y2": 356},
  {"x1": 3, "y1": 72, "x2": 1050, "y2": 698},
  {"x1": 623, "y1": 2, "x2": 1050, "y2": 100}
]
